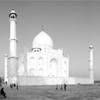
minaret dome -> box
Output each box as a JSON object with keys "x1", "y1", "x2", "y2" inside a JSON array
[
  {"x1": 89, "y1": 44, "x2": 93, "y2": 49},
  {"x1": 9, "y1": 10, "x2": 17, "y2": 20}
]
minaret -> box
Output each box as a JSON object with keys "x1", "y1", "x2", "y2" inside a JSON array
[
  {"x1": 89, "y1": 44, "x2": 94, "y2": 79},
  {"x1": 67, "y1": 54, "x2": 69, "y2": 77},
  {"x1": 4, "y1": 54, "x2": 8, "y2": 83},
  {"x1": 9, "y1": 10, "x2": 18, "y2": 84}
]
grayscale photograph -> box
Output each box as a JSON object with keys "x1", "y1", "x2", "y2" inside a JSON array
[{"x1": 0, "y1": 0, "x2": 100, "y2": 100}]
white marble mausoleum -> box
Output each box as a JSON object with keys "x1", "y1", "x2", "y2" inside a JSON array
[{"x1": 4, "y1": 10, "x2": 94, "y2": 85}]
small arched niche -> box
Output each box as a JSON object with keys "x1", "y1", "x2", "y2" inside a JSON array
[
  {"x1": 39, "y1": 57, "x2": 44, "y2": 66},
  {"x1": 63, "y1": 61, "x2": 67, "y2": 77},
  {"x1": 64, "y1": 61, "x2": 67, "y2": 69},
  {"x1": 29, "y1": 68, "x2": 35, "y2": 76},
  {"x1": 29, "y1": 57, "x2": 35, "y2": 68},
  {"x1": 38, "y1": 68, "x2": 44, "y2": 76}
]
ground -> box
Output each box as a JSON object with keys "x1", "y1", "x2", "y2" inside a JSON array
[{"x1": 1, "y1": 83, "x2": 100, "y2": 100}]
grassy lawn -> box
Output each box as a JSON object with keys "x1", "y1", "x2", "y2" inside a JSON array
[{"x1": 1, "y1": 83, "x2": 100, "y2": 100}]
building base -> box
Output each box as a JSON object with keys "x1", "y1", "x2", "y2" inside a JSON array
[
  {"x1": 17, "y1": 76, "x2": 94, "y2": 85},
  {"x1": 8, "y1": 76, "x2": 17, "y2": 84}
]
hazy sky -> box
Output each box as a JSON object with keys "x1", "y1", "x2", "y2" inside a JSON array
[{"x1": 0, "y1": 1, "x2": 100, "y2": 80}]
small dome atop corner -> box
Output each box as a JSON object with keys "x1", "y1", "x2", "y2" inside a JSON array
[
  {"x1": 89, "y1": 44, "x2": 93, "y2": 49},
  {"x1": 4, "y1": 54, "x2": 8, "y2": 57}
]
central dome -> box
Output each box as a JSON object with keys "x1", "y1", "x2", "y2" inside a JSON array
[{"x1": 32, "y1": 31, "x2": 53, "y2": 48}]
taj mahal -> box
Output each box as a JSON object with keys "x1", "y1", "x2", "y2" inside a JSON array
[{"x1": 4, "y1": 10, "x2": 94, "y2": 85}]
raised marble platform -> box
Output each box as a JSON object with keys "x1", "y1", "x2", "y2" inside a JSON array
[{"x1": 17, "y1": 76, "x2": 94, "y2": 85}]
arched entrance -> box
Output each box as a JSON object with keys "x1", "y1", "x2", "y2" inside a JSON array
[{"x1": 50, "y1": 58, "x2": 58, "y2": 77}]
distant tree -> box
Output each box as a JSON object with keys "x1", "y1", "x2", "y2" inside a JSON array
[
  {"x1": 0, "y1": 77, "x2": 2, "y2": 83},
  {"x1": 0, "y1": 77, "x2": 2, "y2": 86},
  {"x1": 0, "y1": 76, "x2": 4, "y2": 84},
  {"x1": 94, "y1": 80, "x2": 100, "y2": 83}
]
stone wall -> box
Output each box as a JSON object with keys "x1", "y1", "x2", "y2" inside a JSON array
[{"x1": 18, "y1": 76, "x2": 68, "y2": 85}]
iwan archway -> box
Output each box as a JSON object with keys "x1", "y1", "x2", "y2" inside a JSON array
[{"x1": 50, "y1": 58, "x2": 59, "y2": 77}]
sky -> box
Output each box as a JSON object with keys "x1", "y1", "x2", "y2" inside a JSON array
[{"x1": 0, "y1": 1, "x2": 100, "y2": 80}]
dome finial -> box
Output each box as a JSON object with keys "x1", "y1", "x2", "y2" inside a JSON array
[
  {"x1": 12, "y1": 8, "x2": 14, "y2": 11},
  {"x1": 42, "y1": 24, "x2": 44, "y2": 31}
]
